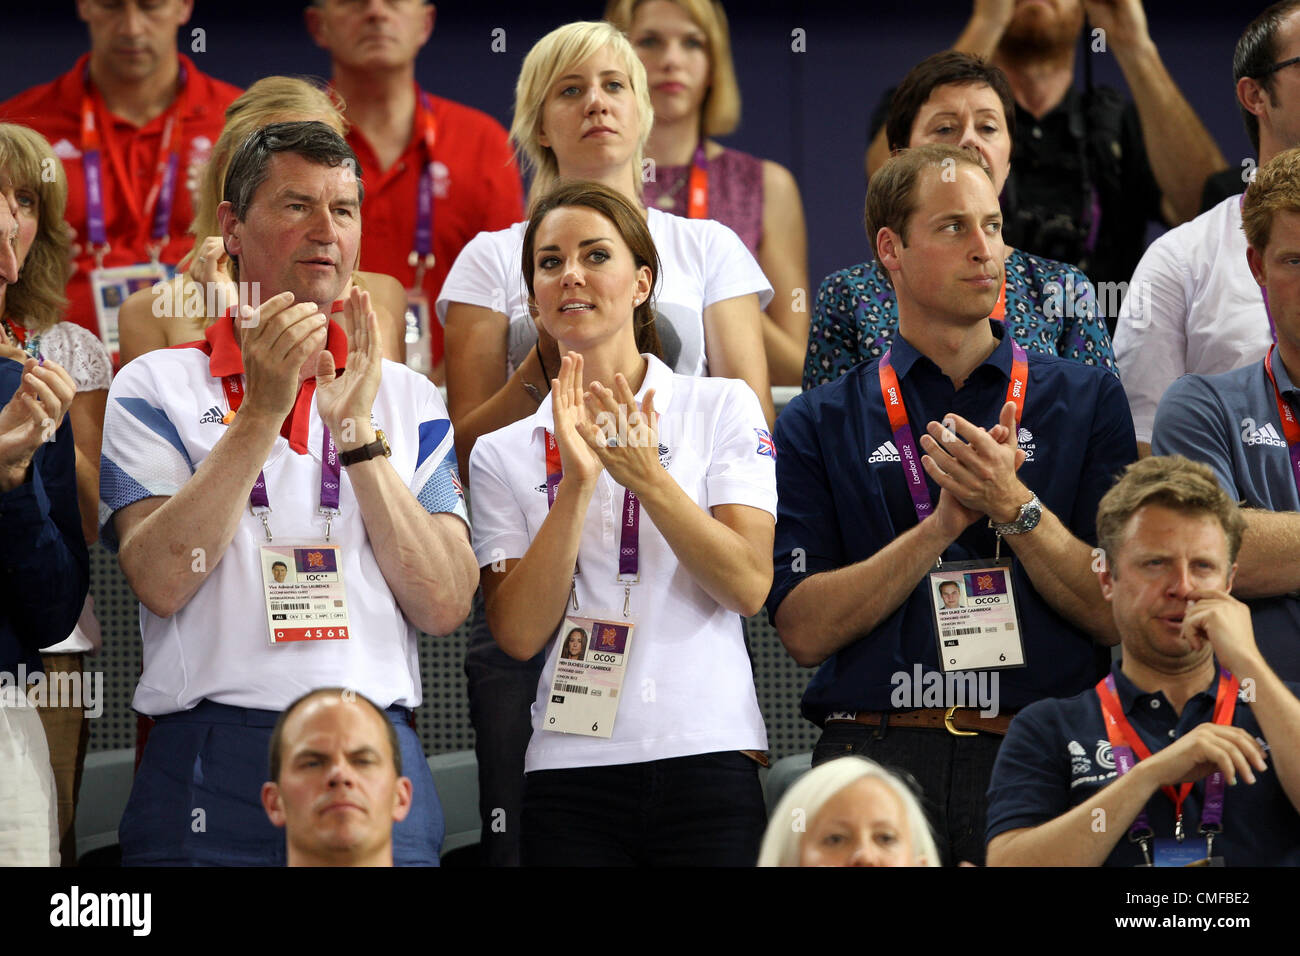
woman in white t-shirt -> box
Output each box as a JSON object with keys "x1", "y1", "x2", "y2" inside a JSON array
[
  {"x1": 470, "y1": 181, "x2": 776, "y2": 866},
  {"x1": 444, "y1": 18, "x2": 774, "y2": 866}
]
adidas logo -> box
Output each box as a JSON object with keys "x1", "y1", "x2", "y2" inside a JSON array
[
  {"x1": 868, "y1": 440, "x2": 900, "y2": 463},
  {"x1": 1241, "y1": 418, "x2": 1288, "y2": 447},
  {"x1": 52, "y1": 138, "x2": 80, "y2": 160},
  {"x1": 199, "y1": 405, "x2": 225, "y2": 425}
]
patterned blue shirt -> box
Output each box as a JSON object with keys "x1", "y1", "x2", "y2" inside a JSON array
[{"x1": 805, "y1": 249, "x2": 1117, "y2": 391}]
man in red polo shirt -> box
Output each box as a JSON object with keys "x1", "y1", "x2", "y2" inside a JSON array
[
  {"x1": 306, "y1": 0, "x2": 524, "y2": 382},
  {"x1": 0, "y1": 0, "x2": 241, "y2": 361}
]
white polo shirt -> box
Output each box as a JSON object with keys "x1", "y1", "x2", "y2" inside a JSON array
[
  {"x1": 468, "y1": 355, "x2": 775, "y2": 772},
  {"x1": 99, "y1": 328, "x2": 469, "y2": 716},
  {"x1": 436, "y1": 207, "x2": 773, "y2": 378},
  {"x1": 1114, "y1": 194, "x2": 1271, "y2": 443}
]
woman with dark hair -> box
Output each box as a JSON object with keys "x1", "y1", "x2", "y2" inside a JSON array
[
  {"x1": 560, "y1": 627, "x2": 587, "y2": 661},
  {"x1": 607, "y1": 0, "x2": 809, "y2": 385},
  {"x1": 805, "y1": 52, "x2": 1116, "y2": 391},
  {"x1": 470, "y1": 180, "x2": 775, "y2": 866}
]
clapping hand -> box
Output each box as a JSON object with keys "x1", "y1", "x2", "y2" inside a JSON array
[
  {"x1": 580, "y1": 373, "x2": 664, "y2": 498},
  {"x1": 552, "y1": 352, "x2": 602, "y2": 488}
]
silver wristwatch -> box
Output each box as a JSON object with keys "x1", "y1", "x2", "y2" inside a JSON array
[{"x1": 990, "y1": 494, "x2": 1042, "y2": 536}]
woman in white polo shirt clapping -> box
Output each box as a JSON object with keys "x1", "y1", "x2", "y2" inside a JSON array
[{"x1": 469, "y1": 181, "x2": 776, "y2": 866}]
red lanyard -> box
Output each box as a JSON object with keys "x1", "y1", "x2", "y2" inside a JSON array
[
  {"x1": 877, "y1": 339, "x2": 1028, "y2": 522},
  {"x1": 1096, "y1": 669, "x2": 1238, "y2": 833},
  {"x1": 686, "y1": 144, "x2": 708, "y2": 219},
  {"x1": 990, "y1": 277, "x2": 1006, "y2": 321},
  {"x1": 80, "y1": 64, "x2": 187, "y2": 255}
]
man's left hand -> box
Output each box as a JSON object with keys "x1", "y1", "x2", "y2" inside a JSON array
[
  {"x1": 919, "y1": 401, "x2": 1030, "y2": 523},
  {"x1": 1182, "y1": 588, "x2": 1261, "y2": 676},
  {"x1": 317, "y1": 286, "x2": 383, "y2": 450}
]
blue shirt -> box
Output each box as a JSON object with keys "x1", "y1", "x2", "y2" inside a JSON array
[
  {"x1": 986, "y1": 663, "x2": 1300, "y2": 866},
  {"x1": 767, "y1": 322, "x2": 1137, "y2": 721},
  {"x1": 0, "y1": 357, "x2": 88, "y2": 675},
  {"x1": 1152, "y1": 356, "x2": 1300, "y2": 680}
]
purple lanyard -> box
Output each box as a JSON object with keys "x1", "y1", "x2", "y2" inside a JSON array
[
  {"x1": 81, "y1": 64, "x2": 186, "y2": 252},
  {"x1": 544, "y1": 431, "x2": 641, "y2": 601},
  {"x1": 224, "y1": 375, "x2": 341, "y2": 539},
  {"x1": 409, "y1": 93, "x2": 438, "y2": 275}
]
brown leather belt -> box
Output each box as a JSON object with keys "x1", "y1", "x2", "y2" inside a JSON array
[{"x1": 827, "y1": 707, "x2": 1015, "y2": 737}]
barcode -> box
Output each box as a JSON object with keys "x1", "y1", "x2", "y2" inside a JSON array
[
  {"x1": 272, "y1": 602, "x2": 311, "y2": 611},
  {"x1": 553, "y1": 682, "x2": 588, "y2": 695},
  {"x1": 941, "y1": 626, "x2": 981, "y2": 637}
]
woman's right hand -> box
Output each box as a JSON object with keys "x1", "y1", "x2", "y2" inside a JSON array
[
  {"x1": 190, "y1": 235, "x2": 239, "y2": 316},
  {"x1": 552, "y1": 351, "x2": 602, "y2": 488}
]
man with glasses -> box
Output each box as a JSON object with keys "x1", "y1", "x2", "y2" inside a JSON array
[
  {"x1": 0, "y1": 0, "x2": 241, "y2": 359},
  {"x1": 1115, "y1": 2, "x2": 1300, "y2": 457}
]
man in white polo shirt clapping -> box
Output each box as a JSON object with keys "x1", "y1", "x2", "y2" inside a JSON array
[{"x1": 99, "y1": 121, "x2": 477, "y2": 866}]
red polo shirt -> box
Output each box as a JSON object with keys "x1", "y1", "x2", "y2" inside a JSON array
[
  {"x1": 0, "y1": 54, "x2": 241, "y2": 337},
  {"x1": 347, "y1": 87, "x2": 523, "y2": 365}
]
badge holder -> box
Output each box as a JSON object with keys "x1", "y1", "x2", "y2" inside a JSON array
[
  {"x1": 89, "y1": 242, "x2": 170, "y2": 363},
  {"x1": 543, "y1": 611, "x2": 635, "y2": 739},
  {"x1": 255, "y1": 504, "x2": 352, "y2": 645},
  {"x1": 927, "y1": 556, "x2": 1027, "y2": 672},
  {"x1": 404, "y1": 252, "x2": 436, "y2": 378}
]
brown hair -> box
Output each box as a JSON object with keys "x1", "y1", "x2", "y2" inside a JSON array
[
  {"x1": 268, "y1": 687, "x2": 401, "y2": 783},
  {"x1": 1095, "y1": 455, "x2": 1246, "y2": 571},
  {"x1": 885, "y1": 51, "x2": 1017, "y2": 155},
  {"x1": 0, "y1": 124, "x2": 72, "y2": 333},
  {"x1": 864, "y1": 143, "x2": 993, "y2": 263},
  {"x1": 1242, "y1": 145, "x2": 1300, "y2": 250},
  {"x1": 605, "y1": 0, "x2": 742, "y2": 137},
  {"x1": 521, "y1": 180, "x2": 663, "y2": 359}
]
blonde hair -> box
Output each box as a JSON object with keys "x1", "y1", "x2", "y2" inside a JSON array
[
  {"x1": 605, "y1": 0, "x2": 741, "y2": 137},
  {"x1": 0, "y1": 124, "x2": 72, "y2": 333},
  {"x1": 1242, "y1": 144, "x2": 1300, "y2": 252},
  {"x1": 757, "y1": 757, "x2": 941, "y2": 867},
  {"x1": 511, "y1": 21, "x2": 653, "y2": 205},
  {"x1": 187, "y1": 76, "x2": 348, "y2": 269}
]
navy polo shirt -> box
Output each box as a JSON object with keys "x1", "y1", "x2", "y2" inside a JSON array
[
  {"x1": 986, "y1": 663, "x2": 1300, "y2": 866},
  {"x1": 767, "y1": 321, "x2": 1136, "y2": 721},
  {"x1": 1152, "y1": 356, "x2": 1300, "y2": 680}
]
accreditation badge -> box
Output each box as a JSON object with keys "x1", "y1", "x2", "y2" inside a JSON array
[
  {"x1": 403, "y1": 290, "x2": 433, "y2": 377},
  {"x1": 90, "y1": 262, "x2": 171, "y2": 360},
  {"x1": 928, "y1": 558, "x2": 1026, "y2": 672},
  {"x1": 1151, "y1": 839, "x2": 1226, "y2": 867},
  {"x1": 542, "y1": 612, "x2": 635, "y2": 738},
  {"x1": 260, "y1": 543, "x2": 352, "y2": 644}
]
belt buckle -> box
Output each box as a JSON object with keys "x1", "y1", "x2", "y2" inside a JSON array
[{"x1": 944, "y1": 706, "x2": 977, "y2": 737}]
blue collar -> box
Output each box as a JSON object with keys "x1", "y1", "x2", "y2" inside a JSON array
[
  {"x1": 1110, "y1": 662, "x2": 1220, "y2": 717},
  {"x1": 887, "y1": 320, "x2": 1014, "y2": 385}
]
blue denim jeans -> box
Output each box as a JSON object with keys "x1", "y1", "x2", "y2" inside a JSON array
[
  {"x1": 464, "y1": 595, "x2": 544, "y2": 867},
  {"x1": 120, "y1": 700, "x2": 443, "y2": 866},
  {"x1": 811, "y1": 721, "x2": 1003, "y2": 867},
  {"x1": 521, "y1": 751, "x2": 767, "y2": 866}
]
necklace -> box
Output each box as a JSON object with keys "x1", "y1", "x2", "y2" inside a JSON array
[
  {"x1": 651, "y1": 162, "x2": 690, "y2": 210},
  {"x1": 1, "y1": 316, "x2": 41, "y2": 360}
]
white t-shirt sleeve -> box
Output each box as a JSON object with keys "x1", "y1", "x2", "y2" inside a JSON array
[
  {"x1": 98, "y1": 360, "x2": 195, "y2": 551},
  {"x1": 1114, "y1": 234, "x2": 1190, "y2": 444},
  {"x1": 410, "y1": 382, "x2": 470, "y2": 527},
  {"x1": 468, "y1": 434, "x2": 532, "y2": 568},
  {"x1": 435, "y1": 227, "x2": 517, "y2": 324},
  {"x1": 703, "y1": 381, "x2": 778, "y2": 517},
  {"x1": 697, "y1": 218, "x2": 774, "y2": 311}
]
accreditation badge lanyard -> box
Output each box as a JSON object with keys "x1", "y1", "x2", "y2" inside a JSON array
[
  {"x1": 877, "y1": 339, "x2": 1028, "y2": 523},
  {"x1": 219, "y1": 374, "x2": 342, "y2": 542},
  {"x1": 1264, "y1": 346, "x2": 1300, "y2": 499},
  {"x1": 686, "y1": 144, "x2": 709, "y2": 219},
  {"x1": 80, "y1": 64, "x2": 187, "y2": 263},
  {"x1": 544, "y1": 430, "x2": 642, "y2": 616},
  {"x1": 989, "y1": 277, "x2": 1007, "y2": 321},
  {"x1": 1096, "y1": 669, "x2": 1238, "y2": 865},
  {"x1": 399, "y1": 93, "x2": 440, "y2": 376}
]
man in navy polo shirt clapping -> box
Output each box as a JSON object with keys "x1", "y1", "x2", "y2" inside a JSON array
[
  {"x1": 767, "y1": 144, "x2": 1136, "y2": 866},
  {"x1": 1152, "y1": 146, "x2": 1300, "y2": 682}
]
